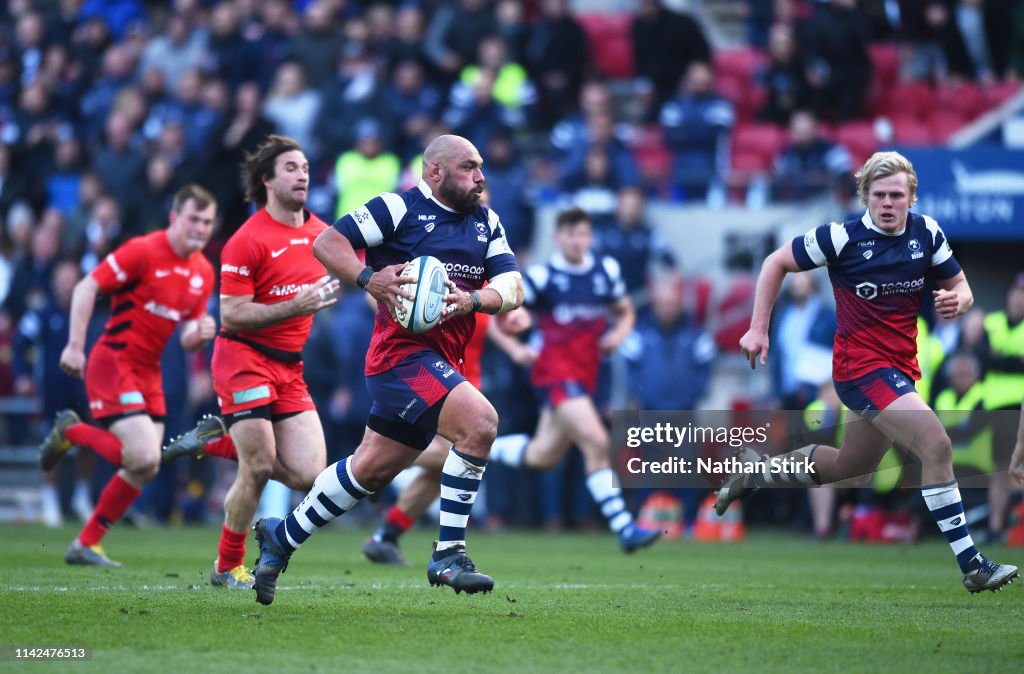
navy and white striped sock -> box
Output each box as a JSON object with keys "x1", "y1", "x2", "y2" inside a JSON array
[
  {"x1": 434, "y1": 448, "x2": 486, "y2": 558},
  {"x1": 585, "y1": 467, "x2": 633, "y2": 534},
  {"x1": 275, "y1": 457, "x2": 371, "y2": 554},
  {"x1": 921, "y1": 481, "x2": 982, "y2": 573}
]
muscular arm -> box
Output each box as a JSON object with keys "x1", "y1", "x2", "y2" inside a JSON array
[
  {"x1": 59, "y1": 275, "x2": 101, "y2": 378},
  {"x1": 221, "y1": 285, "x2": 335, "y2": 333},
  {"x1": 312, "y1": 227, "x2": 410, "y2": 318},
  {"x1": 739, "y1": 243, "x2": 803, "y2": 368},
  {"x1": 933, "y1": 271, "x2": 973, "y2": 320}
]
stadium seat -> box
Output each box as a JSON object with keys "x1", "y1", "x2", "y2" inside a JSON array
[
  {"x1": 578, "y1": 13, "x2": 634, "y2": 79},
  {"x1": 712, "y1": 275, "x2": 756, "y2": 352},
  {"x1": 981, "y1": 81, "x2": 1023, "y2": 109},
  {"x1": 867, "y1": 43, "x2": 901, "y2": 88},
  {"x1": 732, "y1": 123, "x2": 786, "y2": 165},
  {"x1": 836, "y1": 121, "x2": 879, "y2": 165},
  {"x1": 712, "y1": 48, "x2": 766, "y2": 84},
  {"x1": 933, "y1": 83, "x2": 983, "y2": 121},
  {"x1": 882, "y1": 81, "x2": 934, "y2": 120},
  {"x1": 631, "y1": 123, "x2": 671, "y2": 189},
  {"x1": 889, "y1": 115, "x2": 933, "y2": 146},
  {"x1": 928, "y1": 110, "x2": 967, "y2": 143}
]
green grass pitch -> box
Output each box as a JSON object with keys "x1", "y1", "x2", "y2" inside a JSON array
[{"x1": 1, "y1": 524, "x2": 1021, "y2": 673}]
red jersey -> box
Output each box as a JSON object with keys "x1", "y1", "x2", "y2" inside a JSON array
[
  {"x1": 92, "y1": 230, "x2": 214, "y2": 363},
  {"x1": 219, "y1": 209, "x2": 328, "y2": 353},
  {"x1": 463, "y1": 312, "x2": 491, "y2": 388}
]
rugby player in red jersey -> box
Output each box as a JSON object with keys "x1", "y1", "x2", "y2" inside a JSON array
[{"x1": 40, "y1": 184, "x2": 218, "y2": 567}]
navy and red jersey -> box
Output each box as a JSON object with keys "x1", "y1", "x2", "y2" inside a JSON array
[
  {"x1": 525, "y1": 251, "x2": 626, "y2": 392},
  {"x1": 334, "y1": 181, "x2": 519, "y2": 375},
  {"x1": 92, "y1": 230, "x2": 214, "y2": 363},
  {"x1": 219, "y1": 209, "x2": 328, "y2": 353},
  {"x1": 792, "y1": 211, "x2": 961, "y2": 382}
]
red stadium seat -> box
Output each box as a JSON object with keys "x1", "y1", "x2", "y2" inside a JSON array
[
  {"x1": 928, "y1": 110, "x2": 966, "y2": 142},
  {"x1": 889, "y1": 115, "x2": 933, "y2": 146},
  {"x1": 981, "y1": 81, "x2": 1023, "y2": 109},
  {"x1": 578, "y1": 13, "x2": 634, "y2": 79},
  {"x1": 732, "y1": 123, "x2": 786, "y2": 163},
  {"x1": 713, "y1": 48, "x2": 766, "y2": 84},
  {"x1": 882, "y1": 81, "x2": 934, "y2": 120},
  {"x1": 868, "y1": 43, "x2": 901, "y2": 88},
  {"x1": 631, "y1": 124, "x2": 671, "y2": 187},
  {"x1": 836, "y1": 121, "x2": 878, "y2": 157},
  {"x1": 933, "y1": 83, "x2": 983, "y2": 121}
]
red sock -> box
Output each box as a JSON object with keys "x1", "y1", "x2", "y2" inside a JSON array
[
  {"x1": 386, "y1": 506, "x2": 415, "y2": 533},
  {"x1": 203, "y1": 435, "x2": 237, "y2": 462},
  {"x1": 66, "y1": 422, "x2": 123, "y2": 466},
  {"x1": 217, "y1": 524, "x2": 248, "y2": 572},
  {"x1": 78, "y1": 474, "x2": 140, "y2": 546}
]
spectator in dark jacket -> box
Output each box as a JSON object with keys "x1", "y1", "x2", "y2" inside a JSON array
[{"x1": 631, "y1": 0, "x2": 711, "y2": 121}]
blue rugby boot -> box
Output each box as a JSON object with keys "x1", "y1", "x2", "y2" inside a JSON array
[
  {"x1": 427, "y1": 543, "x2": 494, "y2": 595},
  {"x1": 252, "y1": 518, "x2": 291, "y2": 605},
  {"x1": 618, "y1": 524, "x2": 662, "y2": 553}
]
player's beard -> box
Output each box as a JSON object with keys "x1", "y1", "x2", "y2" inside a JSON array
[
  {"x1": 438, "y1": 172, "x2": 484, "y2": 214},
  {"x1": 273, "y1": 182, "x2": 307, "y2": 212}
]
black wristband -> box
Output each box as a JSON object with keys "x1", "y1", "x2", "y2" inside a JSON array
[
  {"x1": 469, "y1": 290, "x2": 482, "y2": 313},
  {"x1": 356, "y1": 267, "x2": 373, "y2": 289}
]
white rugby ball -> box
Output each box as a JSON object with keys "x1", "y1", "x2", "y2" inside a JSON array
[{"x1": 396, "y1": 255, "x2": 449, "y2": 334}]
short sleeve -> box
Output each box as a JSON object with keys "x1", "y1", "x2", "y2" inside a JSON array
[
  {"x1": 91, "y1": 238, "x2": 148, "y2": 293},
  {"x1": 219, "y1": 231, "x2": 257, "y2": 297}
]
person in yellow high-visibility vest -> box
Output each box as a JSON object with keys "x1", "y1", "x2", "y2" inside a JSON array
[
  {"x1": 934, "y1": 352, "x2": 995, "y2": 481},
  {"x1": 1010, "y1": 398, "x2": 1024, "y2": 485},
  {"x1": 981, "y1": 273, "x2": 1024, "y2": 539}
]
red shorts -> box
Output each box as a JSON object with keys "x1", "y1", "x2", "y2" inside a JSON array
[
  {"x1": 211, "y1": 337, "x2": 316, "y2": 417},
  {"x1": 85, "y1": 343, "x2": 165, "y2": 420}
]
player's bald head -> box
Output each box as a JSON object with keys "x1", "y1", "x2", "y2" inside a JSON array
[{"x1": 422, "y1": 134, "x2": 476, "y2": 175}]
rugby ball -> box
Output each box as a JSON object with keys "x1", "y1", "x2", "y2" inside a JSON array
[{"x1": 396, "y1": 255, "x2": 449, "y2": 334}]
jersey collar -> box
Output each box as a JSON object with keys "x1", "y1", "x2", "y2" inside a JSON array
[
  {"x1": 418, "y1": 180, "x2": 456, "y2": 213},
  {"x1": 861, "y1": 209, "x2": 905, "y2": 236},
  {"x1": 551, "y1": 251, "x2": 595, "y2": 273}
]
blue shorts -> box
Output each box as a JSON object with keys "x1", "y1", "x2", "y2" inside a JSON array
[
  {"x1": 534, "y1": 380, "x2": 590, "y2": 409},
  {"x1": 834, "y1": 367, "x2": 916, "y2": 418},
  {"x1": 366, "y1": 350, "x2": 466, "y2": 449}
]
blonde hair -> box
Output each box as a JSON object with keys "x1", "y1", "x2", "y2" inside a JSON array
[{"x1": 855, "y1": 151, "x2": 918, "y2": 206}]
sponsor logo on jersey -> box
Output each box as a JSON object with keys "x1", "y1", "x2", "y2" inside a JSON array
[
  {"x1": 174, "y1": 267, "x2": 190, "y2": 277},
  {"x1": 854, "y1": 277, "x2": 924, "y2": 301},
  {"x1": 107, "y1": 254, "x2": 127, "y2": 283},
  {"x1": 290, "y1": 238, "x2": 310, "y2": 245},
  {"x1": 119, "y1": 391, "x2": 144, "y2": 405},
  {"x1": 553, "y1": 303, "x2": 609, "y2": 324},
  {"x1": 804, "y1": 232, "x2": 816, "y2": 250},
  {"x1": 857, "y1": 240, "x2": 875, "y2": 247},
  {"x1": 863, "y1": 250, "x2": 873, "y2": 260},
  {"x1": 232, "y1": 386, "x2": 270, "y2": 404},
  {"x1": 855, "y1": 282, "x2": 878, "y2": 300},
  {"x1": 269, "y1": 282, "x2": 316, "y2": 297},
  {"x1": 221, "y1": 264, "x2": 240, "y2": 274},
  {"x1": 155, "y1": 269, "x2": 171, "y2": 278},
  {"x1": 190, "y1": 275, "x2": 204, "y2": 288},
  {"x1": 444, "y1": 262, "x2": 485, "y2": 280},
  {"x1": 271, "y1": 247, "x2": 288, "y2": 258},
  {"x1": 239, "y1": 266, "x2": 250, "y2": 277},
  {"x1": 433, "y1": 361, "x2": 447, "y2": 371},
  {"x1": 908, "y1": 238, "x2": 923, "y2": 259},
  {"x1": 144, "y1": 300, "x2": 182, "y2": 321},
  {"x1": 418, "y1": 214, "x2": 437, "y2": 221}
]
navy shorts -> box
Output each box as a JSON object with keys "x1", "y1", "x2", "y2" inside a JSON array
[
  {"x1": 366, "y1": 350, "x2": 466, "y2": 449},
  {"x1": 834, "y1": 367, "x2": 916, "y2": 418}
]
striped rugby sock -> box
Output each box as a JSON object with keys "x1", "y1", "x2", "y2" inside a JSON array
[
  {"x1": 434, "y1": 448, "x2": 486, "y2": 557},
  {"x1": 921, "y1": 481, "x2": 982, "y2": 573},
  {"x1": 275, "y1": 457, "x2": 371, "y2": 554},
  {"x1": 585, "y1": 467, "x2": 633, "y2": 534}
]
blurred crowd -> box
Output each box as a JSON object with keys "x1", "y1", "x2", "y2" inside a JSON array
[{"x1": 1, "y1": 0, "x2": 1022, "y2": 538}]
